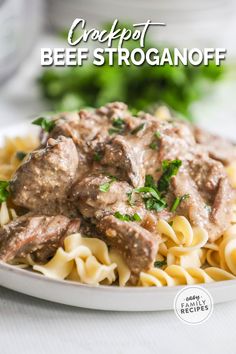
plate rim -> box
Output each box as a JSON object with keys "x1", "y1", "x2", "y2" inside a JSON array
[{"x1": 1, "y1": 260, "x2": 236, "y2": 294}]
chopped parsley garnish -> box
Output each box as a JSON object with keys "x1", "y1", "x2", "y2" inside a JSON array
[
  {"x1": 108, "y1": 127, "x2": 121, "y2": 135},
  {"x1": 16, "y1": 151, "x2": 27, "y2": 161},
  {"x1": 0, "y1": 181, "x2": 10, "y2": 203},
  {"x1": 108, "y1": 117, "x2": 126, "y2": 135},
  {"x1": 112, "y1": 118, "x2": 125, "y2": 128},
  {"x1": 144, "y1": 175, "x2": 156, "y2": 189},
  {"x1": 99, "y1": 176, "x2": 116, "y2": 192},
  {"x1": 32, "y1": 117, "x2": 56, "y2": 133},
  {"x1": 132, "y1": 213, "x2": 142, "y2": 221},
  {"x1": 134, "y1": 187, "x2": 160, "y2": 200},
  {"x1": 149, "y1": 142, "x2": 158, "y2": 150},
  {"x1": 154, "y1": 131, "x2": 161, "y2": 139},
  {"x1": 131, "y1": 123, "x2": 145, "y2": 135},
  {"x1": 114, "y1": 211, "x2": 142, "y2": 222},
  {"x1": 131, "y1": 159, "x2": 182, "y2": 213},
  {"x1": 154, "y1": 260, "x2": 167, "y2": 268},
  {"x1": 93, "y1": 152, "x2": 102, "y2": 162},
  {"x1": 144, "y1": 196, "x2": 167, "y2": 212},
  {"x1": 114, "y1": 211, "x2": 130, "y2": 221},
  {"x1": 157, "y1": 159, "x2": 182, "y2": 193},
  {"x1": 134, "y1": 175, "x2": 167, "y2": 212},
  {"x1": 171, "y1": 194, "x2": 190, "y2": 212},
  {"x1": 149, "y1": 131, "x2": 161, "y2": 150}
]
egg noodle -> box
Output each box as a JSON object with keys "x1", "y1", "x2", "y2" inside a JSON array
[
  {"x1": 1, "y1": 135, "x2": 236, "y2": 287},
  {"x1": 0, "y1": 135, "x2": 39, "y2": 181}
]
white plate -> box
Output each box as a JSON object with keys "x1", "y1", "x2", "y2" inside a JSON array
[
  {"x1": 1, "y1": 122, "x2": 236, "y2": 311},
  {"x1": 2, "y1": 260, "x2": 236, "y2": 311}
]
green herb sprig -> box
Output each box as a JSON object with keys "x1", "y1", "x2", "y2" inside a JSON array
[
  {"x1": 134, "y1": 175, "x2": 167, "y2": 212},
  {"x1": 154, "y1": 260, "x2": 167, "y2": 268},
  {"x1": 108, "y1": 117, "x2": 126, "y2": 135},
  {"x1": 114, "y1": 211, "x2": 141, "y2": 222},
  {"x1": 149, "y1": 131, "x2": 161, "y2": 150},
  {"x1": 131, "y1": 123, "x2": 145, "y2": 135},
  {"x1": 158, "y1": 159, "x2": 182, "y2": 193},
  {"x1": 16, "y1": 151, "x2": 27, "y2": 161},
  {"x1": 0, "y1": 181, "x2": 10, "y2": 203},
  {"x1": 32, "y1": 117, "x2": 56, "y2": 133},
  {"x1": 99, "y1": 176, "x2": 117, "y2": 192},
  {"x1": 171, "y1": 194, "x2": 190, "y2": 212}
]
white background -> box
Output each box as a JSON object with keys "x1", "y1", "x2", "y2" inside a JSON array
[{"x1": 0, "y1": 35, "x2": 236, "y2": 354}]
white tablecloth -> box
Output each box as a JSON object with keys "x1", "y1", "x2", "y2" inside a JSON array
[
  {"x1": 0, "y1": 35, "x2": 236, "y2": 354},
  {"x1": 1, "y1": 286, "x2": 236, "y2": 354}
]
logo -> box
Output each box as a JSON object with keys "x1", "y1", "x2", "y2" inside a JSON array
[{"x1": 174, "y1": 286, "x2": 213, "y2": 325}]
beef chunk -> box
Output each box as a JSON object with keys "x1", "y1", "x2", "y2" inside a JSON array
[
  {"x1": 49, "y1": 102, "x2": 130, "y2": 144},
  {"x1": 171, "y1": 170, "x2": 210, "y2": 229},
  {"x1": 101, "y1": 136, "x2": 145, "y2": 187},
  {"x1": 97, "y1": 215, "x2": 159, "y2": 276},
  {"x1": 171, "y1": 154, "x2": 234, "y2": 241},
  {"x1": 49, "y1": 112, "x2": 81, "y2": 144},
  {"x1": 157, "y1": 120, "x2": 196, "y2": 163},
  {"x1": 188, "y1": 154, "x2": 226, "y2": 200},
  {"x1": 210, "y1": 177, "x2": 235, "y2": 238},
  {"x1": 194, "y1": 127, "x2": 236, "y2": 166},
  {"x1": 139, "y1": 119, "x2": 196, "y2": 179},
  {"x1": 0, "y1": 215, "x2": 81, "y2": 263},
  {"x1": 71, "y1": 174, "x2": 134, "y2": 219},
  {"x1": 146, "y1": 118, "x2": 236, "y2": 241},
  {"x1": 50, "y1": 110, "x2": 106, "y2": 142},
  {"x1": 10, "y1": 136, "x2": 78, "y2": 215}
]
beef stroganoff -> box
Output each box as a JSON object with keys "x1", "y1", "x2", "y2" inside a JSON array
[{"x1": 0, "y1": 102, "x2": 236, "y2": 287}]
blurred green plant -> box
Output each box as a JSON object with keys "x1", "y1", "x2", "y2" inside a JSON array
[{"x1": 38, "y1": 23, "x2": 224, "y2": 120}]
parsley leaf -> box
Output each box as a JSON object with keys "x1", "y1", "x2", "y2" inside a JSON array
[
  {"x1": 108, "y1": 127, "x2": 121, "y2": 135},
  {"x1": 149, "y1": 142, "x2": 158, "y2": 150},
  {"x1": 171, "y1": 194, "x2": 190, "y2": 212},
  {"x1": 99, "y1": 182, "x2": 111, "y2": 192},
  {"x1": 158, "y1": 159, "x2": 182, "y2": 193},
  {"x1": 108, "y1": 118, "x2": 126, "y2": 135},
  {"x1": 131, "y1": 123, "x2": 145, "y2": 135},
  {"x1": 134, "y1": 175, "x2": 167, "y2": 212},
  {"x1": 154, "y1": 260, "x2": 167, "y2": 268},
  {"x1": 170, "y1": 197, "x2": 180, "y2": 212},
  {"x1": 114, "y1": 211, "x2": 142, "y2": 222},
  {"x1": 0, "y1": 181, "x2": 10, "y2": 203},
  {"x1": 114, "y1": 211, "x2": 130, "y2": 221},
  {"x1": 16, "y1": 151, "x2": 27, "y2": 161},
  {"x1": 144, "y1": 175, "x2": 157, "y2": 190},
  {"x1": 145, "y1": 198, "x2": 166, "y2": 212},
  {"x1": 32, "y1": 117, "x2": 56, "y2": 133},
  {"x1": 132, "y1": 213, "x2": 142, "y2": 221},
  {"x1": 99, "y1": 176, "x2": 116, "y2": 192},
  {"x1": 154, "y1": 131, "x2": 161, "y2": 139},
  {"x1": 112, "y1": 118, "x2": 125, "y2": 128},
  {"x1": 134, "y1": 187, "x2": 160, "y2": 200},
  {"x1": 149, "y1": 131, "x2": 161, "y2": 150}
]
